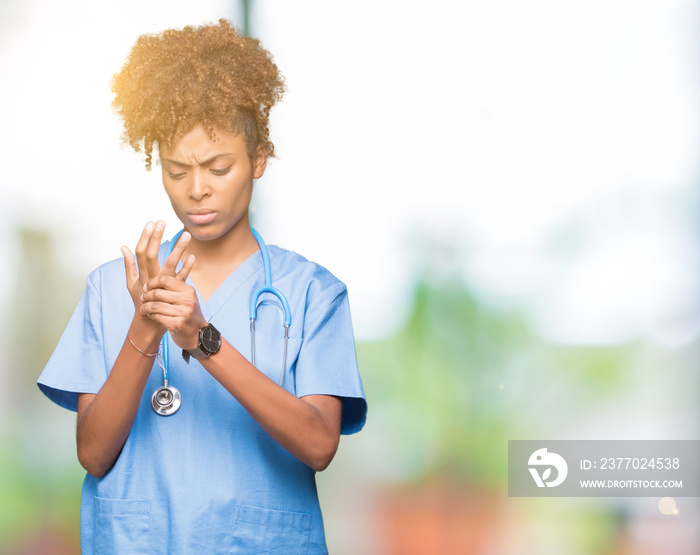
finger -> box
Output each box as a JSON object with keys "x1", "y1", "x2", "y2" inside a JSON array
[
  {"x1": 162, "y1": 231, "x2": 191, "y2": 276},
  {"x1": 142, "y1": 311, "x2": 199, "y2": 338},
  {"x1": 176, "y1": 254, "x2": 196, "y2": 282},
  {"x1": 142, "y1": 314, "x2": 199, "y2": 349},
  {"x1": 134, "y1": 221, "x2": 155, "y2": 282},
  {"x1": 141, "y1": 287, "x2": 184, "y2": 304},
  {"x1": 142, "y1": 312, "x2": 175, "y2": 329},
  {"x1": 121, "y1": 246, "x2": 138, "y2": 285},
  {"x1": 140, "y1": 301, "x2": 185, "y2": 318},
  {"x1": 145, "y1": 220, "x2": 165, "y2": 279},
  {"x1": 144, "y1": 274, "x2": 188, "y2": 293}
]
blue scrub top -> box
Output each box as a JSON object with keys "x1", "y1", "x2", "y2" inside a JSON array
[{"x1": 38, "y1": 240, "x2": 367, "y2": 554}]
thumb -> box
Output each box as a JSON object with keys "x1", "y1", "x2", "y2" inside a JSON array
[{"x1": 121, "y1": 246, "x2": 138, "y2": 285}]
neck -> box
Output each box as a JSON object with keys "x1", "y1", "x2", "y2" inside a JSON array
[{"x1": 182, "y1": 215, "x2": 259, "y2": 269}]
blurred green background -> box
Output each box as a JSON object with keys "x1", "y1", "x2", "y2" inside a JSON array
[{"x1": 2, "y1": 1, "x2": 700, "y2": 553}]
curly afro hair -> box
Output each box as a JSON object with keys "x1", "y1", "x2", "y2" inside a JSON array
[{"x1": 111, "y1": 19, "x2": 285, "y2": 169}]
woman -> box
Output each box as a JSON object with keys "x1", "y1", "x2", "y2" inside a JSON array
[{"x1": 38, "y1": 19, "x2": 366, "y2": 554}]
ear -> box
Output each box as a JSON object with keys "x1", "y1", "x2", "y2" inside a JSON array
[{"x1": 252, "y1": 145, "x2": 267, "y2": 179}]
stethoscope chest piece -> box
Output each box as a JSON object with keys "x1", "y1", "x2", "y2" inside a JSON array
[{"x1": 151, "y1": 380, "x2": 181, "y2": 416}]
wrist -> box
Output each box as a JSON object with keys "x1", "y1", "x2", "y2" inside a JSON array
[
  {"x1": 182, "y1": 318, "x2": 209, "y2": 350},
  {"x1": 182, "y1": 323, "x2": 221, "y2": 363},
  {"x1": 129, "y1": 319, "x2": 164, "y2": 353}
]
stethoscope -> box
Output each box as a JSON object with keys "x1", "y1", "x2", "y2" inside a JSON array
[{"x1": 151, "y1": 227, "x2": 292, "y2": 416}]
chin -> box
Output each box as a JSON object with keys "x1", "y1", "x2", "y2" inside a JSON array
[
  {"x1": 190, "y1": 229, "x2": 218, "y2": 242},
  {"x1": 187, "y1": 223, "x2": 231, "y2": 242}
]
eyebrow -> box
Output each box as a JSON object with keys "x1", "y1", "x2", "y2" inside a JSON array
[{"x1": 161, "y1": 153, "x2": 233, "y2": 169}]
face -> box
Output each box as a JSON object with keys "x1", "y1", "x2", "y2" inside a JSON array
[{"x1": 159, "y1": 124, "x2": 266, "y2": 243}]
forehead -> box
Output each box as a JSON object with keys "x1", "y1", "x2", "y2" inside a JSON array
[{"x1": 160, "y1": 124, "x2": 247, "y2": 162}]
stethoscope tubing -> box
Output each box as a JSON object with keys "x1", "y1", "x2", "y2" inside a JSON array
[{"x1": 249, "y1": 227, "x2": 292, "y2": 326}]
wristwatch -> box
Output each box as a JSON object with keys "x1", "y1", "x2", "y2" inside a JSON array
[{"x1": 182, "y1": 324, "x2": 222, "y2": 364}]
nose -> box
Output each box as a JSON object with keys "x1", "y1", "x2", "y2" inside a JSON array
[{"x1": 188, "y1": 168, "x2": 210, "y2": 201}]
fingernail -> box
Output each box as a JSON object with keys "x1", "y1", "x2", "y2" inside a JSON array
[
  {"x1": 145, "y1": 222, "x2": 154, "y2": 231},
  {"x1": 155, "y1": 221, "x2": 164, "y2": 231},
  {"x1": 143, "y1": 283, "x2": 148, "y2": 291}
]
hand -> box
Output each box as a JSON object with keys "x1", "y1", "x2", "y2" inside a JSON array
[
  {"x1": 135, "y1": 224, "x2": 203, "y2": 350},
  {"x1": 140, "y1": 273, "x2": 206, "y2": 351},
  {"x1": 121, "y1": 221, "x2": 195, "y2": 338}
]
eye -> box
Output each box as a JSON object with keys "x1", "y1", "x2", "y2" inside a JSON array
[
  {"x1": 210, "y1": 166, "x2": 231, "y2": 176},
  {"x1": 168, "y1": 172, "x2": 186, "y2": 180}
]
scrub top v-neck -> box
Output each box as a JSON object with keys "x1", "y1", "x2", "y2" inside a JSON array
[{"x1": 184, "y1": 246, "x2": 263, "y2": 321}]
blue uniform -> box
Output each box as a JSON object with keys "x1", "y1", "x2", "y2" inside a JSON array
[{"x1": 37, "y1": 240, "x2": 367, "y2": 554}]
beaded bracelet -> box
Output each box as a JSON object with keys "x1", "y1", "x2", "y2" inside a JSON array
[{"x1": 127, "y1": 335, "x2": 159, "y2": 357}]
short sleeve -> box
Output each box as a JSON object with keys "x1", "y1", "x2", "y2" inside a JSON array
[
  {"x1": 295, "y1": 282, "x2": 367, "y2": 435},
  {"x1": 37, "y1": 272, "x2": 108, "y2": 412}
]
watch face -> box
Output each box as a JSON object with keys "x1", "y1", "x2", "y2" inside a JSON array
[{"x1": 201, "y1": 325, "x2": 222, "y2": 353}]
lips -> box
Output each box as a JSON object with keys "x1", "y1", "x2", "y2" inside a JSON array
[{"x1": 187, "y1": 210, "x2": 217, "y2": 225}]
